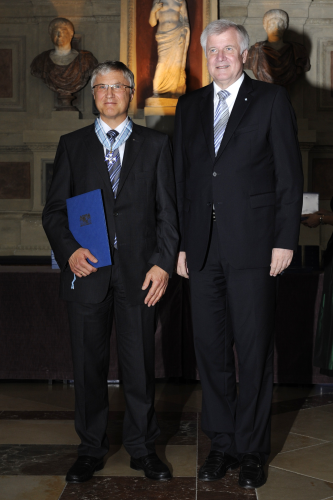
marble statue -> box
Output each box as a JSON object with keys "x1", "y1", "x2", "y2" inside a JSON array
[
  {"x1": 30, "y1": 18, "x2": 98, "y2": 110},
  {"x1": 149, "y1": 0, "x2": 190, "y2": 97},
  {"x1": 244, "y1": 9, "x2": 310, "y2": 86}
]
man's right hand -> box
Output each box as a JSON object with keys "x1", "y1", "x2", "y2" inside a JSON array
[
  {"x1": 176, "y1": 251, "x2": 189, "y2": 279},
  {"x1": 68, "y1": 248, "x2": 98, "y2": 278}
]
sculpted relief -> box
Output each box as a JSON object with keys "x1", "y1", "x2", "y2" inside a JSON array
[
  {"x1": 149, "y1": 0, "x2": 190, "y2": 98},
  {"x1": 244, "y1": 9, "x2": 310, "y2": 86},
  {"x1": 31, "y1": 18, "x2": 98, "y2": 110}
]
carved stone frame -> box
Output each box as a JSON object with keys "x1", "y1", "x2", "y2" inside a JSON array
[{"x1": 120, "y1": 0, "x2": 218, "y2": 116}]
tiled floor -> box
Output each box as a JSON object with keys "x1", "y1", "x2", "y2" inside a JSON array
[{"x1": 1, "y1": 381, "x2": 333, "y2": 499}]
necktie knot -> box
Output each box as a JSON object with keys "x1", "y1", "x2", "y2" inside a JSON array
[
  {"x1": 218, "y1": 90, "x2": 230, "y2": 101},
  {"x1": 107, "y1": 129, "x2": 119, "y2": 144}
]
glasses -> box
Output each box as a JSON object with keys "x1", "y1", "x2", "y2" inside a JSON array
[{"x1": 92, "y1": 84, "x2": 133, "y2": 94}]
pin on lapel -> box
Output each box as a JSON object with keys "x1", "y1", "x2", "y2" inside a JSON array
[{"x1": 245, "y1": 98, "x2": 248, "y2": 101}]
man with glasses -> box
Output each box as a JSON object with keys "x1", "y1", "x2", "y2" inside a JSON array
[{"x1": 43, "y1": 61, "x2": 178, "y2": 483}]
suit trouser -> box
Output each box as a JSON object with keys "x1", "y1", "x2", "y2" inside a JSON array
[
  {"x1": 66, "y1": 249, "x2": 160, "y2": 459},
  {"x1": 189, "y1": 223, "x2": 275, "y2": 464}
]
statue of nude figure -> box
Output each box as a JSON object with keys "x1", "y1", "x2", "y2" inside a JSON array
[{"x1": 149, "y1": 0, "x2": 190, "y2": 97}]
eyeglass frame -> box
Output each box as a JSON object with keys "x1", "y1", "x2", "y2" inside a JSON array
[{"x1": 92, "y1": 83, "x2": 134, "y2": 93}]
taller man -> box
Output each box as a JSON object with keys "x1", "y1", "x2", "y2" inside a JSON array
[
  {"x1": 43, "y1": 61, "x2": 178, "y2": 483},
  {"x1": 174, "y1": 20, "x2": 303, "y2": 489}
]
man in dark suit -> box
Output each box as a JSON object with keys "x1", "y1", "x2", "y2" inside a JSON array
[
  {"x1": 43, "y1": 61, "x2": 178, "y2": 483},
  {"x1": 174, "y1": 20, "x2": 303, "y2": 489}
]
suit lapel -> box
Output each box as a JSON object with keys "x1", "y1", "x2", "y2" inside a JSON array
[
  {"x1": 82, "y1": 125, "x2": 112, "y2": 193},
  {"x1": 116, "y1": 124, "x2": 145, "y2": 197},
  {"x1": 215, "y1": 73, "x2": 254, "y2": 162},
  {"x1": 199, "y1": 83, "x2": 215, "y2": 163}
]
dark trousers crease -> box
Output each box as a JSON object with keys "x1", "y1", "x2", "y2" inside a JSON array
[
  {"x1": 67, "y1": 249, "x2": 159, "y2": 459},
  {"x1": 189, "y1": 223, "x2": 275, "y2": 463}
]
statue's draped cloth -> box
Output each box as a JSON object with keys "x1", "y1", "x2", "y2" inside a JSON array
[
  {"x1": 30, "y1": 50, "x2": 98, "y2": 95},
  {"x1": 245, "y1": 41, "x2": 310, "y2": 86},
  {"x1": 153, "y1": 5, "x2": 190, "y2": 95}
]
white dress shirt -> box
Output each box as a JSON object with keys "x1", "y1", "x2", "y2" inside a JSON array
[
  {"x1": 213, "y1": 72, "x2": 244, "y2": 117},
  {"x1": 100, "y1": 116, "x2": 129, "y2": 162}
]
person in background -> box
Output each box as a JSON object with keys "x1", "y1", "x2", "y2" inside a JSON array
[{"x1": 302, "y1": 201, "x2": 333, "y2": 376}]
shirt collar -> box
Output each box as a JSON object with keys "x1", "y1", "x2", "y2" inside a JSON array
[
  {"x1": 213, "y1": 72, "x2": 244, "y2": 98},
  {"x1": 100, "y1": 116, "x2": 129, "y2": 135}
]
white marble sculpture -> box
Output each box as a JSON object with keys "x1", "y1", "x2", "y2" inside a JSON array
[{"x1": 149, "y1": 0, "x2": 190, "y2": 97}]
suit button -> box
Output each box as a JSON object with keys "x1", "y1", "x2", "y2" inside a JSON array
[
  {"x1": 213, "y1": 172, "x2": 217, "y2": 177},
  {"x1": 113, "y1": 212, "x2": 118, "y2": 217}
]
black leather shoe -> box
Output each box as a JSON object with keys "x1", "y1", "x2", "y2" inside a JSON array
[
  {"x1": 198, "y1": 450, "x2": 239, "y2": 481},
  {"x1": 66, "y1": 455, "x2": 104, "y2": 483},
  {"x1": 238, "y1": 454, "x2": 266, "y2": 489},
  {"x1": 130, "y1": 453, "x2": 172, "y2": 480}
]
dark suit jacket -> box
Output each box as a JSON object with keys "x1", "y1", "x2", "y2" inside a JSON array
[
  {"x1": 173, "y1": 73, "x2": 304, "y2": 271},
  {"x1": 42, "y1": 122, "x2": 179, "y2": 305}
]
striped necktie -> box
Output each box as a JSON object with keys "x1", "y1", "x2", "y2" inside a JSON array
[
  {"x1": 106, "y1": 130, "x2": 121, "y2": 196},
  {"x1": 105, "y1": 130, "x2": 121, "y2": 248},
  {"x1": 214, "y1": 90, "x2": 230, "y2": 155}
]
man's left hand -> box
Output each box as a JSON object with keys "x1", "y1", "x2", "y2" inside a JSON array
[
  {"x1": 142, "y1": 265, "x2": 169, "y2": 307},
  {"x1": 270, "y1": 248, "x2": 293, "y2": 277}
]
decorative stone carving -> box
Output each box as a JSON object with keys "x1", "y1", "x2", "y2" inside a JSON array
[
  {"x1": 30, "y1": 18, "x2": 98, "y2": 110},
  {"x1": 149, "y1": 0, "x2": 190, "y2": 97},
  {"x1": 244, "y1": 9, "x2": 310, "y2": 86}
]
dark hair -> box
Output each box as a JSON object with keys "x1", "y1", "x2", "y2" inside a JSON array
[{"x1": 91, "y1": 61, "x2": 135, "y2": 90}]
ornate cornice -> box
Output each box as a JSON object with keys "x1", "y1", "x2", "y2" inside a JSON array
[
  {"x1": 0, "y1": 144, "x2": 57, "y2": 153},
  {"x1": 299, "y1": 141, "x2": 316, "y2": 151},
  {"x1": 0, "y1": 16, "x2": 120, "y2": 24},
  {"x1": 0, "y1": 145, "x2": 30, "y2": 153},
  {"x1": 312, "y1": 145, "x2": 333, "y2": 153},
  {"x1": 25, "y1": 143, "x2": 58, "y2": 152}
]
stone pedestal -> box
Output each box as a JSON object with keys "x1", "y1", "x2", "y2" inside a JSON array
[{"x1": 144, "y1": 97, "x2": 178, "y2": 137}]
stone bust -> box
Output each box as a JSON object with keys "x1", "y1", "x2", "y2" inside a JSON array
[
  {"x1": 149, "y1": 0, "x2": 190, "y2": 97},
  {"x1": 30, "y1": 18, "x2": 98, "y2": 110},
  {"x1": 244, "y1": 9, "x2": 310, "y2": 86}
]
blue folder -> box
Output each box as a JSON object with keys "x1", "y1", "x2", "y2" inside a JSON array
[{"x1": 66, "y1": 189, "x2": 112, "y2": 268}]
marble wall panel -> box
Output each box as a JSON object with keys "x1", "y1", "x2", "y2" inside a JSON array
[
  {"x1": 312, "y1": 158, "x2": 333, "y2": 200},
  {"x1": 317, "y1": 38, "x2": 333, "y2": 110},
  {"x1": 0, "y1": 49, "x2": 13, "y2": 98},
  {"x1": 0, "y1": 162, "x2": 30, "y2": 199},
  {"x1": 0, "y1": 36, "x2": 25, "y2": 111}
]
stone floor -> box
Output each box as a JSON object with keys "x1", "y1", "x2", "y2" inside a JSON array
[{"x1": 1, "y1": 381, "x2": 333, "y2": 499}]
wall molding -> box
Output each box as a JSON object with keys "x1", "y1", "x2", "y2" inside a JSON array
[
  {"x1": 0, "y1": 36, "x2": 25, "y2": 111},
  {"x1": 0, "y1": 16, "x2": 120, "y2": 24}
]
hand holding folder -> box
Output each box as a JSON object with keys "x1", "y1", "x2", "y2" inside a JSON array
[{"x1": 66, "y1": 189, "x2": 112, "y2": 269}]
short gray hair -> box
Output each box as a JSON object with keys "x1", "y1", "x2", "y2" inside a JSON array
[
  {"x1": 91, "y1": 61, "x2": 135, "y2": 91},
  {"x1": 263, "y1": 9, "x2": 289, "y2": 31},
  {"x1": 200, "y1": 19, "x2": 250, "y2": 56}
]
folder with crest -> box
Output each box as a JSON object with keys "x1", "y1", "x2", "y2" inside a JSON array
[{"x1": 66, "y1": 189, "x2": 112, "y2": 268}]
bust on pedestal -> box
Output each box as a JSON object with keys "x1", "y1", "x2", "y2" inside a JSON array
[
  {"x1": 30, "y1": 18, "x2": 98, "y2": 111},
  {"x1": 244, "y1": 9, "x2": 310, "y2": 86}
]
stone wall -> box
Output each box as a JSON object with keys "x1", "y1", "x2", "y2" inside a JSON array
[
  {"x1": 0, "y1": 0, "x2": 121, "y2": 257},
  {"x1": 0, "y1": 0, "x2": 332, "y2": 258},
  {"x1": 220, "y1": 0, "x2": 333, "y2": 252}
]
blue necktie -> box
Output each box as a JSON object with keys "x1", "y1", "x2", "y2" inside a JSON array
[
  {"x1": 105, "y1": 130, "x2": 121, "y2": 248},
  {"x1": 214, "y1": 90, "x2": 230, "y2": 155},
  {"x1": 106, "y1": 130, "x2": 121, "y2": 196}
]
